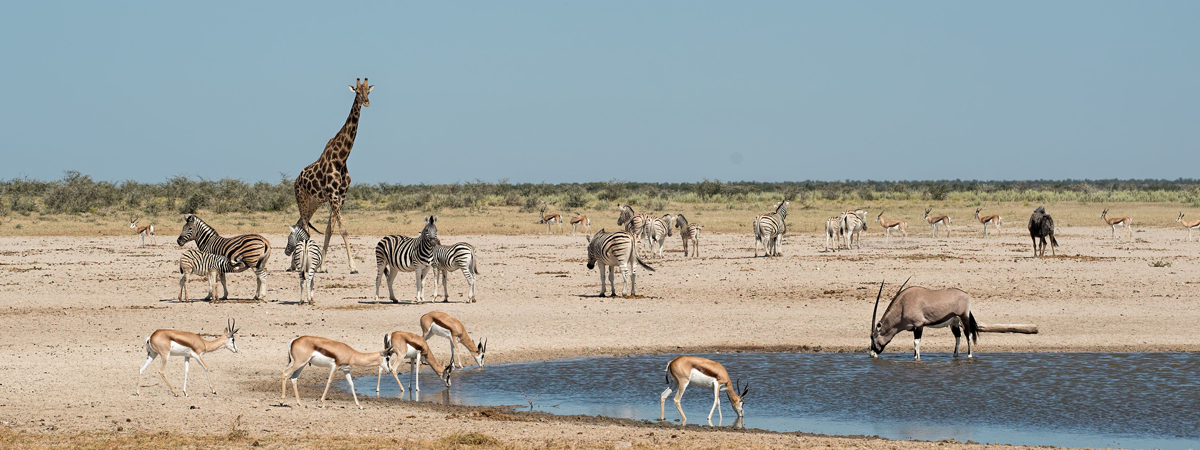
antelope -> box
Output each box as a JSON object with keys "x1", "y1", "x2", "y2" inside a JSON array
[
  {"x1": 1029, "y1": 206, "x2": 1058, "y2": 257},
  {"x1": 280, "y1": 335, "x2": 394, "y2": 409},
  {"x1": 1101, "y1": 209, "x2": 1132, "y2": 239},
  {"x1": 924, "y1": 208, "x2": 951, "y2": 238},
  {"x1": 659, "y1": 356, "x2": 749, "y2": 426},
  {"x1": 875, "y1": 211, "x2": 907, "y2": 243},
  {"x1": 539, "y1": 204, "x2": 563, "y2": 234},
  {"x1": 420, "y1": 311, "x2": 487, "y2": 369},
  {"x1": 376, "y1": 331, "x2": 453, "y2": 395},
  {"x1": 137, "y1": 319, "x2": 239, "y2": 397},
  {"x1": 569, "y1": 213, "x2": 591, "y2": 235},
  {"x1": 1176, "y1": 212, "x2": 1200, "y2": 241},
  {"x1": 974, "y1": 208, "x2": 1002, "y2": 237},
  {"x1": 869, "y1": 278, "x2": 979, "y2": 361},
  {"x1": 130, "y1": 216, "x2": 156, "y2": 246}
]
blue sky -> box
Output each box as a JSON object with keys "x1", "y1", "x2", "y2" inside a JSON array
[{"x1": 1, "y1": 2, "x2": 1197, "y2": 184}]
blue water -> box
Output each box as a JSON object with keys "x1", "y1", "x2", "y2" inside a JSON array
[{"x1": 358, "y1": 352, "x2": 1200, "y2": 449}]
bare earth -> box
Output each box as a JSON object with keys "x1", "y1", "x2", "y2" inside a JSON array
[{"x1": 0, "y1": 225, "x2": 1196, "y2": 449}]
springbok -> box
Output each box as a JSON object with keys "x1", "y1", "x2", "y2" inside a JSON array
[
  {"x1": 875, "y1": 212, "x2": 907, "y2": 243},
  {"x1": 569, "y1": 213, "x2": 590, "y2": 235},
  {"x1": 137, "y1": 319, "x2": 239, "y2": 397},
  {"x1": 420, "y1": 311, "x2": 486, "y2": 369},
  {"x1": 924, "y1": 208, "x2": 951, "y2": 238},
  {"x1": 539, "y1": 205, "x2": 563, "y2": 234},
  {"x1": 130, "y1": 216, "x2": 156, "y2": 246},
  {"x1": 974, "y1": 208, "x2": 1002, "y2": 237},
  {"x1": 1101, "y1": 209, "x2": 1132, "y2": 239},
  {"x1": 376, "y1": 331, "x2": 452, "y2": 395},
  {"x1": 869, "y1": 278, "x2": 979, "y2": 361},
  {"x1": 280, "y1": 335, "x2": 394, "y2": 409},
  {"x1": 659, "y1": 356, "x2": 749, "y2": 426},
  {"x1": 1177, "y1": 212, "x2": 1200, "y2": 242}
]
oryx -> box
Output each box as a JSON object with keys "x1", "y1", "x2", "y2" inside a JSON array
[{"x1": 869, "y1": 278, "x2": 980, "y2": 360}]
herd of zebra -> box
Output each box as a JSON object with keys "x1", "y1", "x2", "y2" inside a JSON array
[{"x1": 172, "y1": 214, "x2": 478, "y2": 305}]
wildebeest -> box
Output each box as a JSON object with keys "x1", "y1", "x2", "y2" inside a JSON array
[
  {"x1": 1028, "y1": 206, "x2": 1058, "y2": 257},
  {"x1": 869, "y1": 278, "x2": 979, "y2": 360}
]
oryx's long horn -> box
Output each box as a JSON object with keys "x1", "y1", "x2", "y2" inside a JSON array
[
  {"x1": 895, "y1": 276, "x2": 912, "y2": 300},
  {"x1": 871, "y1": 280, "x2": 884, "y2": 331}
]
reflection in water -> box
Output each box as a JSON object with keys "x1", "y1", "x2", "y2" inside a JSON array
[{"x1": 356, "y1": 353, "x2": 1200, "y2": 450}]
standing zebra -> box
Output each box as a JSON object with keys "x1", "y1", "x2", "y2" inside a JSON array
[
  {"x1": 430, "y1": 242, "x2": 479, "y2": 303},
  {"x1": 673, "y1": 213, "x2": 702, "y2": 257},
  {"x1": 617, "y1": 204, "x2": 652, "y2": 248},
  {"x1": 176, "y1": 215, "x2": 271, "y2": 300},
  {"x1": 647, "y1": 214, "x2": 673, "y2": 258},
  {"x1": 753, "y1": 201, "x2": 788, "y2": 257},
  {"x1": 824, "y1": 216, "x2": 844, "y2": 251},
  {"x1": 840, "y1": 209, "x2": 867, "y2": 249},
  {"x1": 586, "y1": 229, "x2": 655, "y2": 297},
  {"x1": 177, "y1": 250, "x2": 240, "y2": 302},
  {"x1": 374, "y1": 215, "x2": 440, "y2": 303},
  {"x1": 286, "y1": 225, "x2": 323, "y2": 305}
]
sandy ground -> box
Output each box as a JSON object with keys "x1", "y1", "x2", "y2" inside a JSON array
[{"x1": 0, "y1": 225, "x2": 1196, "y2": 448}]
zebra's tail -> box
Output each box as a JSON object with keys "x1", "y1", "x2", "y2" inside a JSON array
[
  {"x1": 636, "y1": 256, "x2": 655, "y2": 272},
  {"x1": 469, "y1": 253, "x2": 479, "y2": 276}
]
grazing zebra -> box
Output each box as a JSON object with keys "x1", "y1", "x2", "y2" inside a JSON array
[
  {"x1": 286, "y1": 225, "x2": 322, "y2": 305},
  {"x1": 570, "y1": 213, "x2": 591, "y2": 235},
  {"x1": 586, "y1": 229, "x2": 655, "y2": 297},
  {"x1": 374, "y1": 215, "x2": 440, "y2": 303},
  {"x1": 840, "y1": 209, "x2": 867, "y2": 249},
  {"x1": 824, "y1": 216, "x2": 844, "y2": 251},
  {"x1": 177, "y1": 250, "x2": 240, "y2": 302},
  {"x1": 176, "y1": 215, "x2": 271, "y2": 300},
  {"x1": 753, "y1": 201, "x2": 789, "y2": 257},
  {"x1": 430, "y1": 242, "x2": 479, "y2": 303},
  {"x1": 673, "y1": 213, "x2": 702, "y2": 257},
  {"x1": 617, "y1": 204, "x2": 652, "y2": 247},
  {"x1": 646, "y1": 214, "x2": 673, "y2": 258}
]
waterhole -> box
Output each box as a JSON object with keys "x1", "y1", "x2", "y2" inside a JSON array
[{"x1": 358, "y1": 352, "x2": 1199, "y2": 449}]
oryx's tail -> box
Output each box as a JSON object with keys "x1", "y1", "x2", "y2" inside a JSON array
[{"x1": 967, "y1": 312, "x2": 980, "y2": 344}]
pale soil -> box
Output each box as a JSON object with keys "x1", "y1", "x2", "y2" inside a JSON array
[{"x1": 0, "y1": 224, "x2": 1196, "y2": 449}]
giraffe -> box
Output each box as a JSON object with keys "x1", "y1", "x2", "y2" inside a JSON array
[{"x1": 294, "y1": 78, "x2": 373, "y2": 274}]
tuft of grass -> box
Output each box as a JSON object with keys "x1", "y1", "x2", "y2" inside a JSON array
[
  {"x1": 439, "y1": 432, "x2": 502, "y2": 446},
  {"x1": 1149, "y1": 260, "x2": 1172, "y2": 268}
]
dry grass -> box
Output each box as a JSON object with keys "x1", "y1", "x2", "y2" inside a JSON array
[{"x1": 0, "y1": 201, "x2": 1195, "y2": 237}]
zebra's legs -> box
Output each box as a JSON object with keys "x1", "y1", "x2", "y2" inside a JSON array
[
  {"x1": 599, "y1": 263, "x2": 611, "y2": 297},
  {"x1": 461, "y1": 266, "x2": 476, "y2": 303},
  {"x1": 619, "y1": 262, "x2": 632, "y2": 297},
  {"x1": 414, "y1": 265, "x2": 428, "y2": 303},
  {"x1": 218, "y1": 272, "x2": 229, "y2": 300},
  {"x1": 384, "y1": 266, "x2": 399, "y2": 302}
]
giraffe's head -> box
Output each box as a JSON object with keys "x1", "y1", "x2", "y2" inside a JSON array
[{"x1": 349, "y1": 78, "x2": 374, "y2": 107}]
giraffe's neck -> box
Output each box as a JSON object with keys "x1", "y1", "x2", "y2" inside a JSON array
[{"x1": 320, "y1": 95, "x2": 364, "y2": 165}]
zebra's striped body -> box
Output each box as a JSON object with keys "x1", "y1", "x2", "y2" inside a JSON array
[
  {"x1": 673, "y1": 214, "x2": 702, "y2": 257},
  {"x1": 753, "y1": 201, "x2": 789, "y2": 257},
  {"x1": 374, "y1": 215, "x2": 440, "y2": 303},
  {"x1": 646, "y1": 214, "x2": 673, "y2": 258},
  {"x1": 430, "y1": 242, "x2": 479, "y2": 303},
  {"x1": 825, "y1": 216, "x2": 844, "y2": 251},
  {"x1": 178, "y1": 249, "x2": 239, "y2": 302},
  {"x1": 288, "y1": 226, "x2": 322, "y2": 305},
  {"x1": 176, "y1": 215, "x2": 271, "y2": 300},
  {"x1": 586, "y1": 229, "x2": 655, "y2": 297},
  {"x1": 840, "y1": 209, "x2": 867, "y2": 249},
  {"x1": 617, "y1": 205, "x2": 652, "y2": 247}
]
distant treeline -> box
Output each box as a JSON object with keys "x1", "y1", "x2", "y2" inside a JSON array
[{"x1": 3, "y1": 171, "x2": 1199, "y2": 216}]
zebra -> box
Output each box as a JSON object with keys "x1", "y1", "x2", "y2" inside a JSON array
[
  {"x1": 177, "y1": 250, "x2": 240, "y2": 302},
  {"x1": 840, "y1": 209, "x2": 867, "y2": 249},
  {"x1": 646, "y1": 214, "x2": 673, "y2": 258},
  {"x1": 673, "y1": 213, "x2": 702, "y2": 257},
  {"x1": 824, "y1": 216, "x2": 844, "y2": 251},
  {"x1": 374, "y1": 215, "x2": 440, "y2": 303},
  {"x1": 586, "y1": 228, "x2": 655, "y2": 297},
  {"x1": 286, "y1": 225, "x2": 322, "y2": 305},
  {"x1": 176, "y1": 214, "x2": 271, "y2": 300},
  {"x1": 617, "y1": 204, "x2": 652, "y2": 248},
  {"x1": 753, "y1": 201, "x2": 788, "y2": 257},
  {"x1": 430, "y1": 242, "x2": 479, "y2": 303}
]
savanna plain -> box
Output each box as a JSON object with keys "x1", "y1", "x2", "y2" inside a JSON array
[{"x1": 1, "y1": 201, "x2": 1197, "y2": 449}]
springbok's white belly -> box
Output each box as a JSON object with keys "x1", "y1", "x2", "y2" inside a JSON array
[
  {"x1": 928, "y1": 317, "x2": 962, "y2": 329},
  {"x1": 687, "y1": 369, "x2": 719, "y2": 389},
  {"x1": 401, "y1": 344, "x2": 420, "y2": 360},
  {"x1": 168, "y1": 341, "x2": 195, "y2": 356},
  {"x1": 426, "y1": 323, "x2": 452, "y2": 339},
  {"x1": 306, "y1": 351, "x2": 336, "y2": 368}
]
